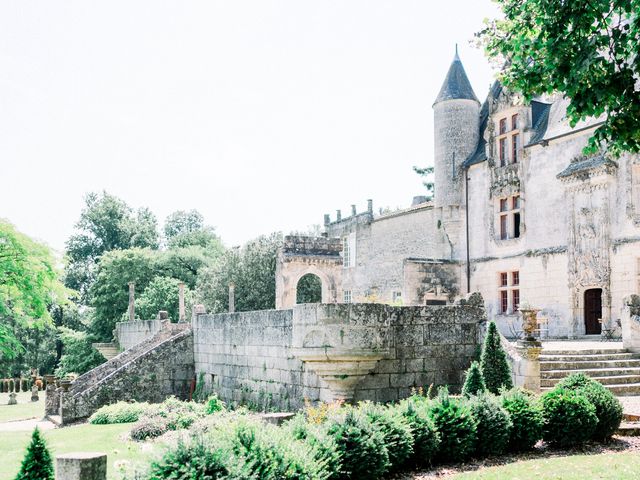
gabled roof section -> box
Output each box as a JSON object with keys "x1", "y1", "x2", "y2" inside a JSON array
[
  {"x1": 526, "y1": 100, "x2": 552, "y2": 146},
  {"x1": 433, "y1": 48, "x2": 479, "y2": 105},
  {"x1": 556, "y1": 154, "x2": 618, "y2": 180}
]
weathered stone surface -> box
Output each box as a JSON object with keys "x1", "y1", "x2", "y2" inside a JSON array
[{"x1": 56, "y1": 452, "x2": 106, "y2": 480}]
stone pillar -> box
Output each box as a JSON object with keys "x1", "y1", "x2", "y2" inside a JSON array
[
  {"x1": 44, "y1": 375, "x2": 59, "y2": 416},
  {"x1": 228, "y1": 283, "x2": 235, "y2": 313},
  {"x1": 31, "y1": 384, "x2": 39, "y2": 402},
  {"x1": 351, "y1": 204, "x2": 356, "y2": 216},
  {"x1": 513, "y1": 340, "x2": 542, "y2": 393},
  {"x1": 622, "y1": 294, "x2": 640, "y2": 352},
  {"x1": 336, "y1": 209, "x2": 341, "y2": 222},
  {"x1": 128, "y1": 282, "x2": 135, "y2": 322},
  {"x1": 178, "y1": 283, "x2": 186, "y2": 322},
  {"x1": 56, "y1": 453, "x2": 107, "y2": 480}
]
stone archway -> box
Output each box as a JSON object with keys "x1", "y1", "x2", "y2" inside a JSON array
[
  {"x1": 296, "y1": 273, "x2": 323, "y2": 304},
  {"x1": 275, "y1": 236, "x2": 343, "y2": 310}
]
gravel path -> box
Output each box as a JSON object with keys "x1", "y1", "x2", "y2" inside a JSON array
[{"x1": 0, "y1": 417, "x2": 56, "y2": 432}]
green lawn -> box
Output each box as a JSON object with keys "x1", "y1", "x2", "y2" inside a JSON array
[
  {"x1": 0, "y1": 423, "x2": 157, "y2": 480},
  {"x1": 0, "y1": 391, "x2": 45, "y2": 423},
  {"x1": 451, "y1": 451, "x2": 640, "y2": 479}
]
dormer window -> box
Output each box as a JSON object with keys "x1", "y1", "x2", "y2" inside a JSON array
[{"x1": 496, "y1": 113, "x2": 521, "y2": 166}]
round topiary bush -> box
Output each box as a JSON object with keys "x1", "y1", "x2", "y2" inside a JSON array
[
  {"x1": 130, "y1": 417, "x2": 169, "y2": 441},
  {"x1": 469, "y1": 393, "x2": 512, "y2": 457},
  {"x1": 358, "y1": 401, "x2": 414, "y2": 472},
  {"x1": 541, "y1": 387, "x2": 598, "y2": 447},
  {"x1": 325, "y1": 408, "x2": 390, "y2": 479},
  {"x1": 501, "y1": 388, "x2": 544, "y2": 451},
  {"x1": 148, "y1": 438, "x2": 229, "y2": 479},
  {"x1": 428, "y1": 389, "x2": 477, "y2": 463},
  {"x1": 556, "y1": 373, "x2": 623, "y2": 441},
  {"x1": 394, "y1": 398, "x2": 440, "y2": 466}
]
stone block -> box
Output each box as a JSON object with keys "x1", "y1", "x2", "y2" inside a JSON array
[
  {"x1": 390, "y1": 373, "x2": 416, "y2": 388},
  {"x1": 56, "y1": 452, "x2": 107, "y2": 480}
]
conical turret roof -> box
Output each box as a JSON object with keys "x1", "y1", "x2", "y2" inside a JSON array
[{"x1": 433, "y1": 47, "x2": 479, "y2": 105}]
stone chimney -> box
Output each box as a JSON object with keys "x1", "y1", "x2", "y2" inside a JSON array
[
  {"x1": 351, "y1": 204, "x2": 357, "y2": 216},
  {"x1": 324, "y1": 214, "x2": 330, "y2": 226},
  {"x1": 367, "y1": 199, "x2": 373, "y2": 214},
  {"x1": 336, "y1": 209, "x2": 342, "y2": 222}
]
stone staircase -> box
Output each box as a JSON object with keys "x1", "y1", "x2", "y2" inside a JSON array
[
  {"x1": 92, "y1": 343, "x2": 119, "y2": 361},
  {"x1": 52, "y1": 322, "x2": 194, "y2": 424},
  {"x1": 540, "y1": 346, "x2": 640, "y2": 396}
]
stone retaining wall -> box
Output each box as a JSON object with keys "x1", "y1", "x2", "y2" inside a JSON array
[
  {"x1": 194, "y1": 294, "x2": 486, "y2": 410},
  {"x1": 115, "y1": 319, "x2": 164, "y2": 351}
]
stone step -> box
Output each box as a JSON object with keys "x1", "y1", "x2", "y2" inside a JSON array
[
  {"x1": 540, "y1": 359, "x2": 640, "y2": 370},
  {"x1": 541, "y1": 367, "x2": 640, "y2": 379},
  {"x1": 539, "y1": 353, "x2": 640, "y2": 362},
  {"x1": 542, "y1": 383, "x2": 640, "y2": 396},
  {"x1": 542, "y1": 349, "x2": 627, "y2": 356},
  {"x1": 541, "y1": 374, "x2": 640, "y2": 387}
]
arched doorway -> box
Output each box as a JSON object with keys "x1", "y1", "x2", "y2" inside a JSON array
[
  {"x1": 296, "y1": 273, "x2": 323, "y2": 304},
  {"x1": 584, "y1": 288, "x2": 603, "y2": 335}
]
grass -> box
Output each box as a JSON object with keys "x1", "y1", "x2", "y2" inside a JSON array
[
  {"x1": 0, "y1": 391, "x2": 45, "y2": 423},
  {"x1": 451, "y1": 451, "x2": 640, "y2": 479},
  {"x1": 0, "y1": 423, "x2": 156, "y2": 480}
]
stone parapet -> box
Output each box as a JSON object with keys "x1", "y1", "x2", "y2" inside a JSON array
[{"x1": 56, "y1": 453, "x2": 106, "y2": 480}]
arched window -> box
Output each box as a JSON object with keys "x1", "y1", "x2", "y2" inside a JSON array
[{"x1": 296, "y1": 273, "x2": 322, "y2": 304}]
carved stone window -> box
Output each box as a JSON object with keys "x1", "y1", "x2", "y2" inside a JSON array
[
  {"x1": 496, "y1": 113, "x2": 521, "y2": 167},
  {"x1": 497, "y1": 194, "x2": 522, "y2": 240},
  {"x1": 498, "y1": 270, "x2": 520, "y2": 314}
]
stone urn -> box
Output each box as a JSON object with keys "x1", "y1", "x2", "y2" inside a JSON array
[
  {"x1": 60, "y1": 379, "x2": 72, "y2": 392},
  {"x1": 31, "y1": 384, "x2": 40, "y2": 402},
  {"x1": 519, "y1": 307, "x2": 541, "y2": 341},
  {"x1": 43, "y1": 374, "x2": 55, "y2": 389}
]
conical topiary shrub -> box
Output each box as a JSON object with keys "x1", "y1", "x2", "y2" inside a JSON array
[
  {"x1": 462, "y1": 361, "x2": 486, "y2": 397},
  {"x1": 479, "y1": 321, "x2": 513, "y2": 394},
  {"x1": 15, "y1": 427, "x2": 54, "y2": 480}
]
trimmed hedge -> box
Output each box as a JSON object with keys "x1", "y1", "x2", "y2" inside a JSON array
[
  {"x1": 394, "y1": 398, "x2": 440, "y2": 466},
  {"x1": 429, "y1": 390, "x2": 477, "y2": 463},
  {"x1": 541, "y1": 387, "x2": 598, "y2": 447},
  {"x1": 470, "y1": 394, "x2": 512, "y2": 457},
  {"x1": 556, "y1": 373, "x2": 623, "y2": 441},
  {"x1": 501, "y1": 388, "x2": 544, "y2": 451}
]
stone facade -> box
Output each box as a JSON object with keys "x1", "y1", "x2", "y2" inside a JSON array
[
  {"x1": 115, "y1": 319, "x2": 164, "y2": 351},
  {"x1": 276, "y1": 52, "x2": 640, "y2": 341},
  {"x1": 193, "y1": 295, "x2": 485, "y2": 410}
]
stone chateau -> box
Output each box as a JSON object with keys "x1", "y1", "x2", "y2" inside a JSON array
[{"x1": 277, "y1": 50, "x2": 640, "y2": 340}]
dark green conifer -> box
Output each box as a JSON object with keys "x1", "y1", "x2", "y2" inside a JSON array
[
  {"x1": 479, "y1": 321, "x2": 513, "y2": 394},
  {"x1": 462, "y1": 361, "x2": 486, "y2": 397},
  {"x1": 15, "y1": 427, "x2": 54, "y2": 480}
]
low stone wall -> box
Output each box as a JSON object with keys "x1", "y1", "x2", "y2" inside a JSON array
[
  {"x1": 115, "y1": 319, "x2": 164, "y2": 351},
  {"x1": 60, "y1": 328, "x2": 194, "y2": 423},
  {"x1": 194, "y1": 294, "x2": 486, "y2": 410}
]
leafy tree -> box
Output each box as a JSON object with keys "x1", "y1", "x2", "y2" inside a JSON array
[
  {"x1": 196, "y1": 233, "x2": 282, "y2": 313},
  {"x1": 163, "y1": 209, "x2": 223, "y2": 250},
  {"x1": 478, "y1": 0, "x2": 640, "y2": 155},
  {"x1": 90, "y1": 248, "x2": 157, "y2": 340},
  {"x1": 14, "y1": 427, "x2": 54, "y2": 480},
  {"x1": 0, "y1": 220, "x2": 68, "y2": 360},
  {"x1": 412, "y1": 166, "x2": 435, "y2": 200},
  {"x1": 65, "y1": 192, "x2": 159, "y2": 299},
  {"x1": 479, "y1": 321, "x2": 513, "y2": 394},
  {"x1": 158, "y1": 246, "x2": 221, "y2": 289},
  {"x1": 135, "y1": 276, "x2": 192, "y2": 321},
  {"x1": 462, "y1": 360, "x2": 486, "y2": 397},
  {"x1": 55, "y1": 327, "x2": 105, "y2": 377}
]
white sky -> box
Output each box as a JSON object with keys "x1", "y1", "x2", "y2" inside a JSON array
[{"x1": 0, "y1": 1, "x2": 500, "y2": 252}]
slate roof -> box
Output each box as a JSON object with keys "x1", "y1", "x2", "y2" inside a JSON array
[
  {"x1": 556, "y1": 154, "x2": 618, "y2": 179},
  {"x1": 433, "y1": 50, "x2": 479, "y2": 105},
  {"x1": 527, "y1": 100, "x2": 552, "y2": 146},
  {"x1": 462, "y1": 81, "x2": 502, "y2": 168}
]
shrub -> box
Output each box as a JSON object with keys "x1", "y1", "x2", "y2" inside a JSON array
[
  {"x1": 462, "y1": 361, "x2": 486, "y2": 397},
  {"x1": 15, "y1": 427, "x2": 54, "y2": 480},
  {"x1": 428, "y1": 389, "x2": 477, "y2": 463},
  {"x1": 286, "y1": 414, "x2": 342, "y2": 480},
  {"x1": 130, "y1": 417, "x2": 169, "y2": 441},
  {"x1": 325, "y1": 408, "x2": 390, "y2": 479},
  {"x1": 469, "y1": 394, "x2": 512, "y2": 457},
  {"x1": 358, "y1": 401, "x2": 414, "y2": 472},
  {"x1": 556, "y1": 373, "x2": 622, "y2": 441},
  {"x1": 501, "y1": 388, "x2": 544, "y2": 451},
  {"x1": 165, "y1": 411, "x2": 201, "y2": 430},
  {"x1": 0, "y1": 379, "x2": 3, "y2": 393},
  {"x1": 89, "y1": 402, "x2": 152, "y2": 424},
  {"x1": 21, "y1": 378, "x2": 29, "y2": 392},
  {"x1": 158, "y1": 396, "x2": 205, "y2": 416},
  {"x1": 148, "y1": 437, "x2": 229, "y2": 480},
  {"x1": 394, "y1": 398, "x2": 440, "y2": 466},
  {"x1": 541, "y1": 387, "x2": 598, "y2": 447},
  {"x1": 205, "y1": 394, "x2": 225, "y2": 414},
  {"x1": 480, "y1": 321, "x2": 513, "y2": 394},
  {"x1": 8, "y1": 379, "x2": 14, "y2": 393}
]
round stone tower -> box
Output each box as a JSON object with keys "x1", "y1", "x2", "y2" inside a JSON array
[{"x1": 432, "y1": 48, "x2": 480, "y2": 209}]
